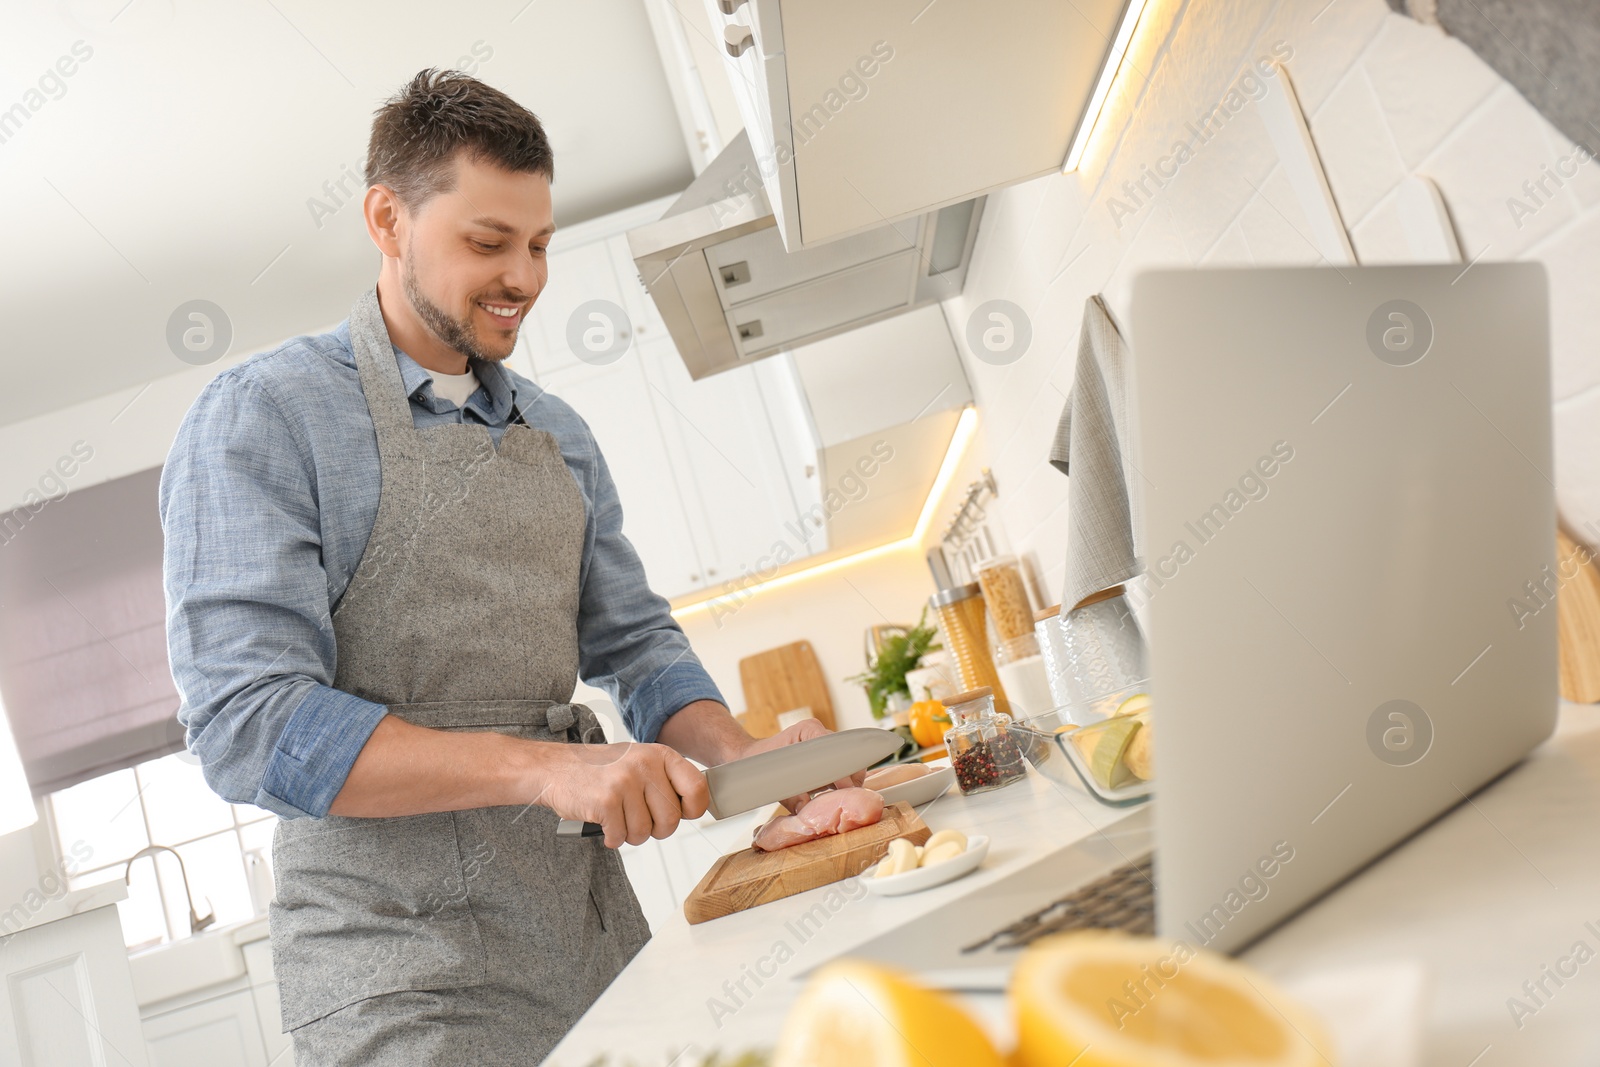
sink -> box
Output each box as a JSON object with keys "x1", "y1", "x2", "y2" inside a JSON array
[{"x1": 128, "y1": 922, "x2": 251, "y2": 1007}]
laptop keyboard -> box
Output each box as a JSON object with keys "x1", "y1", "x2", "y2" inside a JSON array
[{"x1": 961, "y1": 852, "x2": 1156, "y2": 954}]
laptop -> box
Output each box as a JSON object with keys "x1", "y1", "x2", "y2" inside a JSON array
[{"x1": 828, "y1": 263, "x2": 1558, "y2": 988}]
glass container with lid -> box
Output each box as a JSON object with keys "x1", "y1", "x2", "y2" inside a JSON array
[
  {"x1": 942, "y1": 687, "x2": 1028, "y2": 796},
  {"x1": 929, "y1": 584, "x2": 1011, "y2": 716},
  {"x1": 976, "y1": 555, "x2": 1035, "y2": 648}
]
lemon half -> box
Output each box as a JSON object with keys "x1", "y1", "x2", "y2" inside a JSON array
[
  {"x1": 1088, "y1": 717, "x2": 1142, "y2": 789},
  {"x1": 773, "y1": 960, "x2": 1004, "y2": 1067},
  {"x1": 1114, "y1": 692, "x2": 1152, "y2": 717},
  {"x1": 1012, "y1": 931, "x2": 1333, "y2": 1067}
]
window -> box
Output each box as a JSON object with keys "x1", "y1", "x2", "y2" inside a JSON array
[{"x1": 45, "y1": 752, "x2": 276, "y2": 951}]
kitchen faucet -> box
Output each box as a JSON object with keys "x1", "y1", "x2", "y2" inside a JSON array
[{"x1": 123, "y1": 844, "x2": 216, "y2": 936}]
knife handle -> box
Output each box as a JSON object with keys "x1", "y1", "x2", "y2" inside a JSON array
[{"x1": 555, "y1": 819, "x2": 605, "y2": 839}]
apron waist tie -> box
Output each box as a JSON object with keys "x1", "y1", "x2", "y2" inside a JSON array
[
  {"x1": 543, "y1": 702, "x2": 608, "y2": 745},
  {"x1": 382, "y1": 699, "x2": 608, "y2": 743}
]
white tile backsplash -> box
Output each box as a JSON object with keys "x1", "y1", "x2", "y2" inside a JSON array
[
  {"x1": 1347, "y1": 190, "x2": 1416, "y2": 264},
  {"x1": 1255, "y1": 0, "x2": 1390, "y2": 115},
  {"x1": 1310, "y1": 66, "x2": 1407, "y2": 225},
  {"x1": 1359, "y1": 16, "x2": 1500, "y2": 169},
  {"x1": 1200, "y1": 219, "x2": 1256, "y2": 265},
  {"x1": 1236, "y1": 164, "x2": 1328, "y2": 265},
  {"x1": 1424, "y1": 86, "x2": 1578, "y2": 258}
]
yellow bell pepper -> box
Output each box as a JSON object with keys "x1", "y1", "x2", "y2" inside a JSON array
[{"x1": 908, "y1": 700, "x2": 952, "y2": 749}]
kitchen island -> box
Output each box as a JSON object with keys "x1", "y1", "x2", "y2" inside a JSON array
[{"x1": 551, "y1": 703, "x2": 1600, "y2": 1066}]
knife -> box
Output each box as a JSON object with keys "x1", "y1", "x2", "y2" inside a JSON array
[{"x1": 555, "y1": 728, "x2": 904, "y2": 838}]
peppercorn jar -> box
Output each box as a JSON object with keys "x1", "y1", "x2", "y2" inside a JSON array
[{"x1": 942, "y1": 687, "x2": 1028, "y2": 796}]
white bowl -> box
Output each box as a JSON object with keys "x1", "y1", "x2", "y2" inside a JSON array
[
  {"x1": 861, "y1": 835, "x2": 989, "y2": 897},
  {"x1": 873, "y1": 763, "x2": 955, "y2": 808}
]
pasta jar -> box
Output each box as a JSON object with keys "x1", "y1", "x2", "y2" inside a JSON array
[
  {"x1": 942, "y1": 687, "x2": 1028, "y2": 796},
  {"x1": 930, "y1": 584, "x2": 1011, "y2": 716},
  {"x1": 976, "y1": 555, "x2": 1035, "y2": 644}
]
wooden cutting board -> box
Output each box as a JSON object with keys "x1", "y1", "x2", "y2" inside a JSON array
[
  {"x1": 1558, "y1": 526, "x2": 1600, "y2": 703},
  {"x1": 738, "y1": 640, "x2": 836, "y2": 737},
  {"x1": 683, "y1": 801, "x2": 929, "y2": 924}
]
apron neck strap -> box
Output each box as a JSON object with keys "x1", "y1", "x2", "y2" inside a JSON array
[{"x1": 348, "y1": 286, "x2": 421, "y2": 436}]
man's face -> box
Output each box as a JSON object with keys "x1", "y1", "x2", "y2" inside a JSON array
[{"x1": 396, "y1": 151, "x2": 554, "y2": 363}]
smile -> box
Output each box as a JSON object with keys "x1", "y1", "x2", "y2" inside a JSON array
[{"x1": 478, "y1": 301, "x2": 522, "y2": 322}]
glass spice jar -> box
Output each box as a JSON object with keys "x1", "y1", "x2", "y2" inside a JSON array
[{"x1": 942, "y1": 687, "x2": 1028, "y2": 796}]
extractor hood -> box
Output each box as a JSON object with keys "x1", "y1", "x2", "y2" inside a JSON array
[{"x1": 627, "y1": 129, "x2": 983, "y2": 381}]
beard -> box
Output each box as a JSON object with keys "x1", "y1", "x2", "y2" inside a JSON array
[{"x1": 401, "y1": 248, "x2": 514, "y2": 364}]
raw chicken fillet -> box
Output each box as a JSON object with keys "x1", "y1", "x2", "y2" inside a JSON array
[{"x1": 751, "y1": 787, "x2": 885, "y2": 852}]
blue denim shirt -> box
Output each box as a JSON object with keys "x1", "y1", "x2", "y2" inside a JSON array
[{"x1": 159, "y1": 317, "x2": 724, "y2": 819}]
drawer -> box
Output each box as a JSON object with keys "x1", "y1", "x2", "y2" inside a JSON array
[
  {"x1": 727, "y1": 249, "x2": 918, "y2": 357},
  {"x1": 706, "y1": 216, "x2": 919, "y2": 308}
]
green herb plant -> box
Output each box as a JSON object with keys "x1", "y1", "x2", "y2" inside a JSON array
[{"x1": 846, "y1": 607, "x2": 941, "y2": 719}]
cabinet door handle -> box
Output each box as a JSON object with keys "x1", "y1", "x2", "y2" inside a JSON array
[
  {"x1": 718, "y1": 0, "x2": 748, "y2": 12},
  {"x1": 724, "y1": 24, "x2": 755, "y2": 57}
]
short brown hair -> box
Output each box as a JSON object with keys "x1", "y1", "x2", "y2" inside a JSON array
[{"x1": 365, "y1": 68, "x2": 554, "y2": 211}]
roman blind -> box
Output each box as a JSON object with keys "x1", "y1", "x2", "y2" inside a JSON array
[{"x1": 0, "y1": 467, "x2": 184, "y2": 794}]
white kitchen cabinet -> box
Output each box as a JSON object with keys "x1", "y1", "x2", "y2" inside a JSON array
[
  {"x1": 702, "y1": 0, "x2": 1131, "y2": 250},
  {"x1": 539, "y1": 350, "x2": 710, "y2": 599},
  {"x1": 527, "y1": 239, "x2": 633, "y2": 380},
  {"x1": 618, "y1": 842, "x2": 678, "y2": 933},
  {"x1": 605, "y1": 233, "x2": 668, "y2": 347},
  {"x1": 128, "y1": 920, "x2": 291, "y2": 1067},
  {"x1": 241, "y1": 939, "x2": 291, "y2": 1067},
  {"x1": 0, "y1": 899, "x2": 151, "y2": 1067},
  {"x1": 141, "y1": 988, "x2": 268, "y2": 1067},
  {"x1": 639, "y1": 338, "x2": 809, "y2": 588}
]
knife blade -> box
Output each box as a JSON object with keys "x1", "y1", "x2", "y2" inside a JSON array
[{"x1": 556, "y1": 728, "x2": 904, "y2": 838}]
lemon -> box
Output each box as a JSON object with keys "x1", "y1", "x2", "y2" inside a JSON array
[
  {"x1": 1124, "y1": 719, "x2": 1153, "y2": 781},
  {"x1": 1011, "y1": 931, "x2": 1333, "y2": 1067},
  {"x1": 1114, "y1": 692, "x2": 1152, "y2": 717},
  {"x1": 773, "y1": 960, "x2": 1004, "y2": 1067},
  {"x1": 1089, "y1": 717, "x2": 1141, "y2": 789}
]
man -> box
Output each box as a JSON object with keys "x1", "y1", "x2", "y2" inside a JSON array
[{"x1": 160, "y1": 69, "x2": 848, "y2": 1064}]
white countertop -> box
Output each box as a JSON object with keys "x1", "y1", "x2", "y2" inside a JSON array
[
  {"x1": 4, "y1": 880, "x2": 128, "y2": 936},
  {"x1": 550, "y1": 702, "x2": 1600, "y2": 1066}
]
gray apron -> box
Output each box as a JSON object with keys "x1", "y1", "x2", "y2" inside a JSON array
[{"x1": 268, "y1": 287, "x2": 651, "y2": 1064}]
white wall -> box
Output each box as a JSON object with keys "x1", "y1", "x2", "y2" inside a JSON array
[{"x1": 669, "y1": 543, "x2": 941, "y2": 731}]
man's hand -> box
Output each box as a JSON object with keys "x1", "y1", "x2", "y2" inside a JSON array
[
  {"x1": 529, "y1": 741, "x2": 710, "y2": 849},
  {"x1": 729, "y1": 718, "x2": 868, "y2": 814}
]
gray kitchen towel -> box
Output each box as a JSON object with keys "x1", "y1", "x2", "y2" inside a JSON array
[{"x1": 1050, "y1": 295, "x2": 1141, "y2": 611}]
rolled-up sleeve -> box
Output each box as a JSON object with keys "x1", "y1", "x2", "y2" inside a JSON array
[
  {"x1": 571, "y1": 428, "x2": 724, "y2": 743},
  {"x1": 160, "y1": 370, "x2": 387, "y2": 819}
]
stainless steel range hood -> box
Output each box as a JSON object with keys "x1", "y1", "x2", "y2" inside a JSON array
[{"x1": 627, "y1": 129, "x2": 983, "y2": 381}]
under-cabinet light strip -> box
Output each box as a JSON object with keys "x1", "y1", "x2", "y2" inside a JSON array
[
  {"x1": 1062, "y1": 0, "x2": 1153, "y2": 173},
  {"x1": 670, "y1": 405, "x2": 979, "y2": 620}
]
